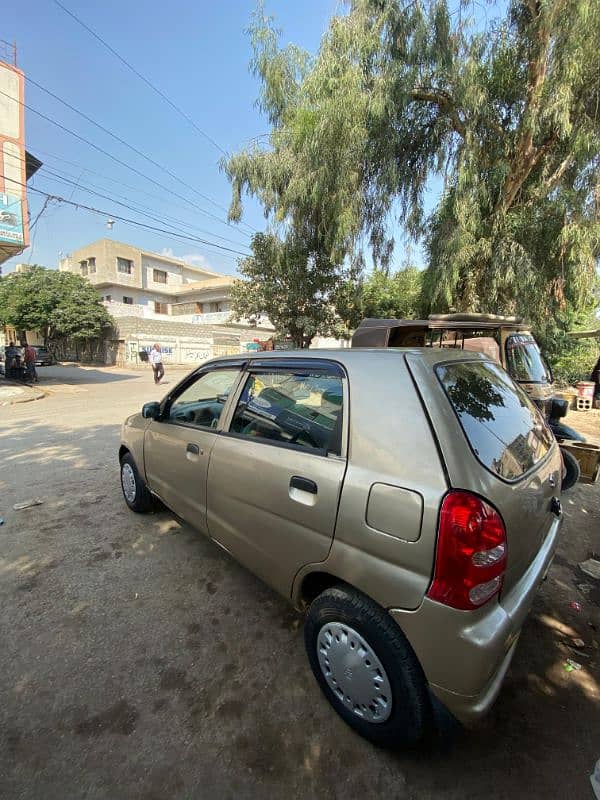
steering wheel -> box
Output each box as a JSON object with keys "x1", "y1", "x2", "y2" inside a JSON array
[{"x1": 289, "y1": 429, "x2": 320, "y2": 448}]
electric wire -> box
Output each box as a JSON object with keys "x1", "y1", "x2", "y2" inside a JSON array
[
  {"x1": 27, "y1": 76, "x2": 246, "y2": 226},
  {"x1": 52, "y1": 0, "x2": 230, "y2": 158},
  {"x1": 0, "y1": 87, "x2": 247, "y2": 236},
  {"x1": 2, "y1": 174, "x2": 249, "y2": 256}
]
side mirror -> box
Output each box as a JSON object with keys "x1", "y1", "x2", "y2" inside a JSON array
[{"x1": 142, "y1": 401, "x2": 161, "y2": 420}]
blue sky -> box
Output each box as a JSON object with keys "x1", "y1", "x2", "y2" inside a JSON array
[{"x1": 2, "y1": 0, "x2": 340, "y2": 275}]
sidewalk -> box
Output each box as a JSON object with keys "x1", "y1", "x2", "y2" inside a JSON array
[{"x1": 0, "y1": 379, "x2": 45, "y2": 405}]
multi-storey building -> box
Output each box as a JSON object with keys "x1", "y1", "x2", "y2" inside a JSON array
[{"x1": 58, "y1": 238, "x2": 236, "y2": 325}]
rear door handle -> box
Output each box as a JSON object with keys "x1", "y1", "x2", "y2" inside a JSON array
[
  {"x1": 186, "y1": 443, "x2": 200, "y2": 455},
  {"x1": 290, "y1": 475, "x2": 317, "y2": 494}
]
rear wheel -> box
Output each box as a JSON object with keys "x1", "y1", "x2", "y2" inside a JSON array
[
  {"x1": 560, "y1": 448, "x2": 580, "y2": 491},
  {"x1": 304, "y1": 585, "x2": 432, "y2": 747},
  {"x1": 120, "y1": 452, "x2": 153, "y2": 512}
]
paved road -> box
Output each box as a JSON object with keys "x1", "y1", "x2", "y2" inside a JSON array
[{"x1": 1, "y1": 365, "x2": 599, "y2": 799}]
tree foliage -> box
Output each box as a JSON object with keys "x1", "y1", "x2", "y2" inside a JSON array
[
  {"x1": 225, "y1": 0, "x2": 600, "y2": 332},
  {"x1": 0, "y1": 267, "x2": 113, "y2": 344},
  {"x1": 230, "y1": 233, "x2": 348, "y2": 347},
  {"x1": 336, "y1": 266, "x2": 423, "y2": 330}
]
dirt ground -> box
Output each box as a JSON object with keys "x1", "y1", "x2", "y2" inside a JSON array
[{"x1": 1, "y1": 365, "x2": 599, "y2": 800}]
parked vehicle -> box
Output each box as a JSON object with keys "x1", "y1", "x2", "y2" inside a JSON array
[
  {"x1": 352, "y1": 313, "x2": 585, "y2": 489},
  {"x1": 33, "y1": 346, "x2": 54, "y2": 366},
  {"x1": 120, "y1": 349, "x2": 563, "y2": 747}
]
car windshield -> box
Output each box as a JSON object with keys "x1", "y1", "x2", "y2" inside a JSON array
[
  {"x1": 505, "y1": 334, "x2": 551, "y2": 383},
  {"x1": 437, "y1": 360, "x2": 554, "y2": 481}
]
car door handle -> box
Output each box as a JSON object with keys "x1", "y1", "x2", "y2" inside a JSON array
[
  {"x1": 290, "y1": 476, "x2": 317, "y2": 494},
  {"x1": 186, "y1": 443, "x2": 201, "y2": 455}
]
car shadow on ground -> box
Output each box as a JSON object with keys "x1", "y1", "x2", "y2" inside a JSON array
[{"x1": 35, "y1": 364, "x2": 142, "y2": 386}]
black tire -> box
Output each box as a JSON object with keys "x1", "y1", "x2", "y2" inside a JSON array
[
  {"x1": 304, "y1": 585, "x2": 432, "y2": 748},
  {"x1": 560, "y1": 448, "x2": 580, "y2": 491},
  {"x1": 120, "y1": 452, "x2": 153, "y2": 512}
]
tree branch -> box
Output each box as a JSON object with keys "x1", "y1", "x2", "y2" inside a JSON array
[
  {"x1": 410, "y1": 88, "x2": 466, "y2": 138},
  {"x1": 495, "y1": 1, "x2": 558, "y2": 215}
]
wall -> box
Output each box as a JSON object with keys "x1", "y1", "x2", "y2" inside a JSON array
[{"x1": 110, "y1": 316, "x2": 267, "y2": 367}]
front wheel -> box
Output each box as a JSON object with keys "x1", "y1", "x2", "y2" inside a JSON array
[
  {"x1": 120, "y1": 452, "x2": 153, "y2": 512},
  {"x1": 304, "y1": 585, "x2": 432, "y2": 747}
]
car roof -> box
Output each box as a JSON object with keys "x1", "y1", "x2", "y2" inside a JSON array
[{"x1": 203, "y1": 347, "x2": 491, "y2": 368}]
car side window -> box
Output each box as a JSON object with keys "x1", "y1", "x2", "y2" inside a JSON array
[
  {"x1": 167, "y1": 369, "x2": 240, "y2": 429},
  {"x1": 230, "y1": 369, "x2": 343, "y2": 454}
]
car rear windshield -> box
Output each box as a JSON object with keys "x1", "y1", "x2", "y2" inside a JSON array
[{"x1": 436, "y1": 360, "x2": 554, "y2": 481}]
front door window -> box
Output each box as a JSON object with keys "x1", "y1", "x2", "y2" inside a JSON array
[{"x1": 167, "y1": 368, "x2": 241, "y2": 429}]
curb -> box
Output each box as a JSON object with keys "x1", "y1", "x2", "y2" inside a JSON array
[{"x1": 0, "y1": 380, "x2": 46, "y2": 405}]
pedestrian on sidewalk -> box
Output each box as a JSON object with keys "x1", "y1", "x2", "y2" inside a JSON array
[
  {"x1": 22, "y1": 341, "x2": 38, "y2": 383},
  {"x1": 149, "y1": 343, "x2": 164, "y2": 384}
]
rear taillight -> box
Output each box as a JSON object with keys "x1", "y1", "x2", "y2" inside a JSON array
[{"x1": 427, "y1": 490, "x2": 507, "y2": 610}]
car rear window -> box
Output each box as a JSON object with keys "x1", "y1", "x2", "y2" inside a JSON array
[{"x1": 436, "y1": 360, "x2": 554, "y2": 480}]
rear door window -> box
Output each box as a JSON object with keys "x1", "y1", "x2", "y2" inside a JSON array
[{"x1": 436, "y1": 360, "x2": 553, "y2": 480}]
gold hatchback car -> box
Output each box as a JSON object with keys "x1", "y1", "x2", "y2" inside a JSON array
[{"x1": 120, "y1": 349, "x2": 563, "y2": 746}]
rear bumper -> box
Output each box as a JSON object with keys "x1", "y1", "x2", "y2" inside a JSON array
[{"x1": 389, "y1": 513, "x2": 562, "y2": 724}]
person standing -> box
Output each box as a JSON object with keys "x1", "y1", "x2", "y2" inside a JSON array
[
  {"x1": 149, "y1": 343, "x2": 164, "y2": 384},
  {"x1": 22, "y1": 341, "x2": 38, "y2": 383}
]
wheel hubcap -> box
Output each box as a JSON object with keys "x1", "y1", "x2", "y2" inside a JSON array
[
  {"x1": 121, "y1": 462, "x2": 137, "y2": 503},
  {"x1": 317, "y1": 622, "x2": 392, "y2": 723}
]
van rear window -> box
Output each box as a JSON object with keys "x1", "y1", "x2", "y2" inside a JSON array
[{"x1": 436, "y1": 361, "x2": 553, "y2": 480}]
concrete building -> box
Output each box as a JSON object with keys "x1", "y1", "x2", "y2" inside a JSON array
[
  {"x1": 58, "y1": 238, "x2": 243, "y2": 326},
  {"x1": 0, "y1": 48, "x2": 42, "y2": 272}
]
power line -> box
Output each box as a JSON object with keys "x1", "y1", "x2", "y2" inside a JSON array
[
  {"x1": 3, "y1": 174, "x2": 250, "y2": 257},
  {"x1": 0, "y1": 87, "x2": 248, "y2": 237},
  {"x1": 39, "y1": 168, "x2": 251, "y2": 252},
  {"x1": 4, "y1": 148, "x2": 250, "y2": 249},
  {"x1": 52, "y1": 0, "x2": 230, "y2": 158},
  {"x1": 12, "y1": 145, "x2": 253, "y2": 240},
  {"x1": 27, "y1": 76, "x2": 243, "y2": 223}
]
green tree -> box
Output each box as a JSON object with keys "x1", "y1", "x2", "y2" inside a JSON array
[
  {"x1": 335, "y1": 266, "x2": 423, "y2": 331},
  {"x1": 225, "y1": 0, "x2": 600, "y2": 334},
  {"x1": 230, "y1": 233, "x2": 347, "y2": 347},
  {"x1": 0, "y1": 266, "x2": 113, "y2": 345},
  {"x1": 362, "y1": 267, "x2": 423, "y2": 319}
]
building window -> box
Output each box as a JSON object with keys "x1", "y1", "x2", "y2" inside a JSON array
[
  {"x1": 117, "y1": 257, "x2": 133, "y2": 274},
  {"x1": 123, "y1": 296, "x2": 134, "y2": 305},
  {"x1": 79, "y1": 260, "x2": 88, "y2": 276},
  {"x1": 104, "y1": 295, "x2": 112, "y2": 302},
  {"x1": 209, "y1": 302, "x2": 223, "y2": 313},
  {"x1": 153, "y1": 268, "x2": 167, "y2": 284},
  {"x1": 154, "y1": 301, "x2": 169, "y2": 314},
  {"x1": 88, "y1": 257, "x2": 96, "y2": 273}
]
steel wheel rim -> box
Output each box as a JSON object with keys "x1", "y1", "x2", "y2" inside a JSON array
[
  {"x1": 317, "y1": 622, "x2": 392, "y2": 724},
  {"x1": 121, "y1": 462, "x2": 137, "y2": 503}
]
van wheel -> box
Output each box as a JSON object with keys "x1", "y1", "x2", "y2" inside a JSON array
[
  {"x1": 560, "y1": 448, "x2": 580, "y2": 491},
  {"x1": 120, "y1": 452, "x2": 153, "y2": 512},
  {"x1": 304, "y1": 585, "x2": 431, "y2": 747}
]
